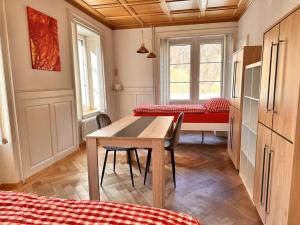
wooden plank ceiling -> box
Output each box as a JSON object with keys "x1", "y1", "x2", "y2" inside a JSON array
[{"x1": 66, "y1": 0, "x2": 253, "y2": 29}]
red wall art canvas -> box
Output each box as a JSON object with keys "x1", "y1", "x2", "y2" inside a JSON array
[{"x1": 27, "y1": 7, "x2": 61, "y2": 71}]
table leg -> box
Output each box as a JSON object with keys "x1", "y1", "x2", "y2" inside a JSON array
[
  {"x1": 152, "y1": 139, "x2": 165, "y2": 208},
  {"x1": 87, "y1": 138, "x2": 100, "y2": 201}
]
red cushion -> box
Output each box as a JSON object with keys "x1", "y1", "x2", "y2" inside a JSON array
[{"x1": 204, "y1": 98, "x2": 230, "y2": 112}]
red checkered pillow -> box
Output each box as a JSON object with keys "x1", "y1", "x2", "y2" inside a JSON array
[{"x1": 204, "y1": 98, "x2": 230, "y2": 112}]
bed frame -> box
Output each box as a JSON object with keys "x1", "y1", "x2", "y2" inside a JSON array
[{"x1": 181, "y1": 122, "x2": 229, "y2": 143}]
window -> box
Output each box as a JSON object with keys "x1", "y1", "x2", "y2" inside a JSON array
[
  {"x1": 169, "y1": 45, "x2": 191, "y2": 100},
  {"x1": 0, "y1": 45, "x2": 8, "y2": 144},
  {"x1": 77, "y1": 37, "x2": 90, "y2": 112},
  {"x1": 74, "y1": 24, "x2": 106, "y2": 116},
  {"x1": 168, "y1": 38, "x2": 224, "y2": 103},
  {"x1": 199, "y1": 43, "x2": 223, "y2": 100}
]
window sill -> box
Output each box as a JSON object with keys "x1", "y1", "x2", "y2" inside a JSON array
[{"x1": 82, "y1": 110, "x2": 100, "y2": 120}]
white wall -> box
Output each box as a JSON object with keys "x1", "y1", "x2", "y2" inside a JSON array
[
  {"x1": 0, "y1": 0, "x2": 116, "y2": 183},
  {"x1": 238, "y1": 0, "x2": 300, "y2": 48},
  {"x1": 113, "y1": 28, "x2": 154, "y2": 117}
]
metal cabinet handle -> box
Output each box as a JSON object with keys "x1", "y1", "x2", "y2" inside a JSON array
[
  {"x1": 266, "y1": 43, "x2": 274, "y2": 112},
  {"x1": 260, "y1": 145, "x2": 268, "y2": 205},
  {"x1": 234, "y1": 61, "x2": 238, "y2": 99},
  {"x1": 232, "y1": 62, "x2": 237, "y2": 98},
  {"x1": 230, "y1": 117, "x2": 233, "y2": 149},
  {"x1": 273, "y1": 40, "x2": 285, "y2": 114},
  {"x1": 265, "y1": 150, "x2": 274, "y2": 214}
]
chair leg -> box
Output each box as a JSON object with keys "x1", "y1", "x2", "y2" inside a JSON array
[
  {"x1": 170, "y1": 149, "x2": 176, "y2": 188},
  {"x1": 127, "y1": 150, "x2": 134, "y2": 187},
  {"x1": 100, "y1": 150, "x2": 109, "y2": 186},
  {"x1": 113, "y1": 150, "x2": 116, "y2": 173},
  {"x1": 144, "y1": 150, "x2": 152, "y2": 185},
  {"x1": 135, "y1": 149, "x2": 142, "y2": 174}
]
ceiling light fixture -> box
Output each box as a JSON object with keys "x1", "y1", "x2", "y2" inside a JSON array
[
  {"x1": 147, "y1": 26, "x2": 157, "y2": 59},
  {"x1": 137, "y1": 28, "x2": 149, "y2": 54}
]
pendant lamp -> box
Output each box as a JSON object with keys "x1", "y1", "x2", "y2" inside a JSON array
[
  {"x1": 147, "y1": 26, "x2": 157, "y2": 58},
  {"x1": 137, "y1": 28, "x2": 149, "y2": 54}
]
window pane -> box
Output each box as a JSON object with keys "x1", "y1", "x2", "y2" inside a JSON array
[
  {"x1": 199, "y1": 82, "x2": 221, "y2": 99},
  {"x1": 77, "y1": 39, "x2": 90, "y2": 112},
  {"x1": 170, "y1": 45, "x2": 191, "y2": 64},
  {"x1": 199, "y1": 63, "x2": 222, "y2": 81},
  {"x1": 170, "y1": 64, "x2": 190, "y2": 82},
  {"x1": 170, "y1": 83, "x2": 190, "y2": 100},
  {"x1": 200, "y1": 43, "x2": 222, "y2": 63}
]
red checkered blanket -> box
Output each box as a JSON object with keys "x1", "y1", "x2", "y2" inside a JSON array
[
  {"x1": 133, "y1": 104, "x2": 207, "y2": 114},
  {"x1": 0, "y1": 191, "x2": 201, "y2": 225}
]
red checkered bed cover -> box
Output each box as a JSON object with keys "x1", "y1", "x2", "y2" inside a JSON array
[
  {"x1": 133, "y1": 104, "x2": 207, "y2": 114},
  {"x1": 0, "y1": 191, "x2": 201, "y2": 225}
]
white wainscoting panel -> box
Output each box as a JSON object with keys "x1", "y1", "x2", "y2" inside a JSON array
[
  {"x1": 17, "y1": 90, "x2": 78, "y2": 179},
  {"x1": 117, "y1": 87, "x2": 154, "y2": 117},
  {"x1": 53, "y1": 101, "x2": 74, "y2": 154},
  {"x1": 25, "y1": 104, "x2": 53, "y2": 167}
]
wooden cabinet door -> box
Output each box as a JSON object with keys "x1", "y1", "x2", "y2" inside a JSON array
[
  {"x1": 272, "y1": 10, "x2": 300, "y2": 142},
  {"x1": 253, "y1": 123, "x2": 272, "y2": 223},
  {"x1": 258, "y1": 25, "x2": 279, "y2": 129},
  {"x1": 230, "y1": 53, "x2": 239, "y2": 107},
  {"x1": 234, "y1": 49, "x2": 244, "y2": 110},
  {"x1": 227, "y1": 106, "x2": 241, "y2": 169},
  {"x1": 266, "y1": 133, "x2": 293, "y2": 225}
]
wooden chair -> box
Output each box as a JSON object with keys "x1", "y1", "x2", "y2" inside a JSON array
[
  {"x1": 96, "y1": 113, "x2": 141, "y2": 187},
  {"x1": 144, "y1": 112, "x2": 184, "y2": 188}
]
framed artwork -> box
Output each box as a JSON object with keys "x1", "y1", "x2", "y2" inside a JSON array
[{"x1": 27, "y1": 7, "x2": 61, "y2": 71}]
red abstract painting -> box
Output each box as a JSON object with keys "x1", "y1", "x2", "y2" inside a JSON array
[{"x1": 27, "y1": 7, "x2": 61, "y2": 71}]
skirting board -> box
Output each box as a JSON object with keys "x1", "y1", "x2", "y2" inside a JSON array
[{"x1": 181, "y1": 123, "x2": 229, "y2": 132}]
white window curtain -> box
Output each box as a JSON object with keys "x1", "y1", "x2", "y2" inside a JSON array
[{"x1": 158, "y1": 38, "x2": 170, "y2": 105}]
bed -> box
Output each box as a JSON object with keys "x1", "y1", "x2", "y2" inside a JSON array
[
  {"x1": 0, "y1": 191, "x2": 201, "y2": 225},
  {"x1": 133, "y1": 98, "x2": 230, "y2": 142}
]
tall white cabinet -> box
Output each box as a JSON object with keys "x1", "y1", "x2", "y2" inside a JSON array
[{"x1": 240, "y1": 62, "x2": 261, "y2": 200}]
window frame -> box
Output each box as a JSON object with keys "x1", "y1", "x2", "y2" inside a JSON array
[
  {"x1": 168, "y1": 36, "x2": 225, "y2": 104},
  {"x1": 198, "y1": 38, "x2": 224, "y2": 100},
  {"x1": 75, "y1": 26, "x2": 107, "y2": 118},
  {"x1": 77, "y1": 35, "x2": 92, "y2": 114},
  {"x1": 168, "y1": 38, "x2": 194, "y2": 104}
]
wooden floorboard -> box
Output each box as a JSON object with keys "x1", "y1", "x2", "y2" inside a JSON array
[{"x1": 6, "y1": 132, "x2": 262, "y2": 225}]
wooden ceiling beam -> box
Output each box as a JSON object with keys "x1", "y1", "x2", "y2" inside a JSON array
[
  {"x1": 64, "y1": 0, "x2": 253, "y2": 30},
  {"x1": 65, "y1": 0, "x2": 113, "y2": 28},
  {"x1": 91, "y1": 0, "x2": 160, "y2": 9},
  {"x1": 103, "y1": 5, "x2": 238, "y2": 21},
  {"x1": 118, "y1": 0, "x2": 144, "y2": 26},
  {"x1": 232, "y1": 0, "x2": 253, "y2": 18},
  {"x1": 160, "y1": 0, "x2": 174, "y2": 22}
]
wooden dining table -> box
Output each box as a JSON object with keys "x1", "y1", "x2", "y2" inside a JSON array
[{"x1": 86, "y1": 115, "x2": 174, "y2": 208}]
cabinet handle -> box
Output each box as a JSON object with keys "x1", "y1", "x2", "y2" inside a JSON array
[
  {"x1": 232, "y1": 62, "x2": 237, "y2": 98},
  {"x1": 266, "y1": 43, "x2": 274, "y2": 112},
  {"x1": 265, "y1": 150, "x2": 274, "y2": 214},
  {"x1": 229, "y1": 117, "x2": 233, "y2": 149},
  {"x1": 273, "y1": 40, "x2": 285, "y2": 114},
  {"x1": 234, "y1": 61, "x2": 238, "y2": 99},
  {"x1": 260, "y1": 145, "x2": 268, "y2": 205}
]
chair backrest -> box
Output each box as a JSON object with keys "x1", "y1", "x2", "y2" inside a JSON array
[
  {"x1": 172, "y1": 112, "x2": 184, "y2": 147},
  {"x1": 96, "y1": 113, "x2": 112, "y2": 129}
]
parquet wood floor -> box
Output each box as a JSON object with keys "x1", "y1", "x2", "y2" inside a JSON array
[{"x1": 8, "y1": 132, "x2": 262, "y2": 225}]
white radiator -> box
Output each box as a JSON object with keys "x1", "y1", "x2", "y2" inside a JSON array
[{"x1": 81, "y1": 116, "x2": 98, "y2": 141}]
